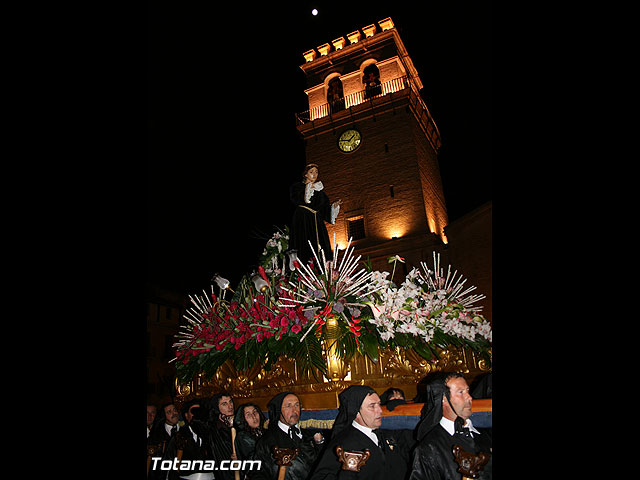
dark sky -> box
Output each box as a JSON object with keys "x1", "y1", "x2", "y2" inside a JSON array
[{"x1": 147, "y1": 1, "x2": 491, "y2": 295}]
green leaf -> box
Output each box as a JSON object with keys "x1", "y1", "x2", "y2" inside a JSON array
[
  {"x1": 289, "y1": 332, "x2": 326, "y2": 380},
  {"x1": 394, "y1": 333, "x2": 409, "y2": 347},
  {"x1": 361, "y1": 333, "x2": 379, "y2": 363},
  {"x1": 411, "y1": 341, "x2": 433, "y2": 361}
]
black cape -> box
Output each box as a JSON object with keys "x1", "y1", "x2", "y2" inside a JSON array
[
  {"x1": 147, "y1": 420, "x2": 175, "y2": 450},
  {"x1": 252, "y1": 391, "x2": 322, "y2": 480},
  {"x1": 161, "y1": 420, "x2": 213, "y2": 480},
  {"x1": 205, "y1": 418, "x2": 234, "y2": 480},
  {"x1": 233, "y1": 402, "x2": 266, "y2": 461},
  {"x1": 310, "y1": 425, "x2": 410, "y2": 480},
  {"x1": 147, "y1": 422, "x2": 175, "y2": 480},
  {"x1": 289, "y1": 181, "x2": 334, "y2": 266},
  {"x1": 206, "y1": 393, "x2": 236, "y2": 480},
  {"x1": 252, "y1": 426, "x2": 322, "y2": 480},
  {"x1": 233, "y1": 403, "x2": 266, "y2": 479},
  {"x1": 409, "y1": 425, "x2": 492, "y2": 480},
  {"x1": 310, "y1": 385, "x2": 409, "y2": 480},
  {"x1": 410, "y1": 375, "x2": 492, "y2": 480}
]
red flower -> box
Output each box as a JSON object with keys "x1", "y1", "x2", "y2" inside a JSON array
[
  {"x1": 291, "y1": 324, "x2": 302, "y2": 334},
  {"x1": 348, "y1": 324, "x2": 362, "y2": 348},
  {"x1": 258, "y1": 266, "x2": 270, "y2": 284},
  {"x1": 317, "y1": 303, "x2": 332, "y2": 318},
  {"x1": 280, "y1": 317, "x2": 289, "y2": 327}
]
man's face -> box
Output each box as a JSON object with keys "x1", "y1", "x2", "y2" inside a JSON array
[
  {"x1": 443, "y1": 376, "x2": 473, "y2": 420},
  {"x1": 218, "y1": 396, "x2": 234, "y2": 417},
  {"x1": 355, "y1": 393, "x2": 383, "y2": 429},
  {"x1": 164, "y1": 404, "x2": 179, "y2": 426},
  {"x1": 243, "y1": 405, "x2": 261, "y2": 429},
  {"x1": 280, "y1": 394, "x2": 301, "y2": 427},
  {"x1": 147, "y1": 405, "x2": 157, "y2": 427}
]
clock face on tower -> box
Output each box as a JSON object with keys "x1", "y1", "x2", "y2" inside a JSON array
[{"x1": 337, "y1": 129, "x2": 362, "y2": 153}]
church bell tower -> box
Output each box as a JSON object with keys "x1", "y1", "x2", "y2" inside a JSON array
[{"x1": 295, "y1": 18, "x2": 449, "y2": 276}]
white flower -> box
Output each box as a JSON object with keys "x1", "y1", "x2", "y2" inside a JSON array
[
  {"x1": 368, "y1": 303, "x2": 384, "y2": 321},
  {"x1": 358, "y1": 255, "x2": 491, "y2": 350},
  {"x1": 380, "y1": 330, "x2": 395, "y2": 341}
]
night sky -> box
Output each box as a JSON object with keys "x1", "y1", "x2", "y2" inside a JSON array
[{"x1": 147, "y1": 1, "x2": 492, "y2": 295}]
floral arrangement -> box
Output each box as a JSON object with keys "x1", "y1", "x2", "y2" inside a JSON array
[{"x1": 171, "y1": 230, "x2": 492, "y2": 382}]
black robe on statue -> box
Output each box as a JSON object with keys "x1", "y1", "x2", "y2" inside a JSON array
[{"x1": 289, "y1": 181, "x2": 335, "y2": 266}]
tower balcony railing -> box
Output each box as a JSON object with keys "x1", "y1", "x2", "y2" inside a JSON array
[{"x1": 295, "y1": 75, "x2": 415, "y2": 125}]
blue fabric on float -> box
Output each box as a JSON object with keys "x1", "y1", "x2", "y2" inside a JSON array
[{"x1": 293, "y1": 408, "x2": 492, "y2": 430}]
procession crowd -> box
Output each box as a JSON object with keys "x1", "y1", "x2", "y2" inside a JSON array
[{"x1": 147, "y1": 373, "x2": 492, "y2": 480}]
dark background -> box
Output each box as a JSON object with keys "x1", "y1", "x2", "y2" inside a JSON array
[{"x1": 147, "y1": 1, "x2": 491, "y2": 294}]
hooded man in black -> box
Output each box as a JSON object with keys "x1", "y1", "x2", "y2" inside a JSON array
[
  {"x1": 409, "y1": 373, "x2": 492, "y2": 480},
  {"x1": 206, "y1": 392, "x2": 237, "y2": 480},
  {"x1": 310, "y1": 385, "x2": 409, "y2": 480},
  {"x1": 252, "y1": 391, "x2": 324, "y2": 480}
]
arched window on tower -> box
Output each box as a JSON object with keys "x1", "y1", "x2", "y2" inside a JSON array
[
  {"x1": 327, "y1": 77, "x2": 345, "y2": 113},
  {"x1": 362, "y1": 64, "x2": 382, "y2": 99}
]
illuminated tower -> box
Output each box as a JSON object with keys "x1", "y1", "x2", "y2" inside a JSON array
[{"x1": 295, "y1": 18, "x2": 449, "y2": 275}]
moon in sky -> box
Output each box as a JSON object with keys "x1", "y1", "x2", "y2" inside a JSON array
[{"x1": 312, "y1": 9, "x2": 318, "y2": 16}]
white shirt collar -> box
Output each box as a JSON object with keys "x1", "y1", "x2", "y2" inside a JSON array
[
  {"x1": 278, "y1": 420, "x2": 302, "y2": 438},
  {"x1": 439, "y1": 416, "x2": 480, "y2": 437},
  {"x1": 351, "y1": 419, "x2": 378, "y2": 446},
  {"x1": 165, "y1": 422, "x2": 179, "y2": 435}
]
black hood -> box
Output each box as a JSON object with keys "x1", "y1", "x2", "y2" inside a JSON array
[
  {"x1": 234, "y1": 402, "x2": 266, "y2": 434},
  {"x1": 332, "y1": 385, "x2": 377, "y2": 437},
  {"x1": 266, "y1": 391, "x2": 295, "y2": 430},
  {"x1": 415, "y1": 373, "x2": 465, "y2": 441}
]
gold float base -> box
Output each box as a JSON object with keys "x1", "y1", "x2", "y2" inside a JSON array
[{"x1": 175, "y1": 345, "x2": 491, "y2": 411}]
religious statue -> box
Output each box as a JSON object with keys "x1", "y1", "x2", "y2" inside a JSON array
[{"x1": 288, "y1": 163, "x2": 342, "y2": 266}]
